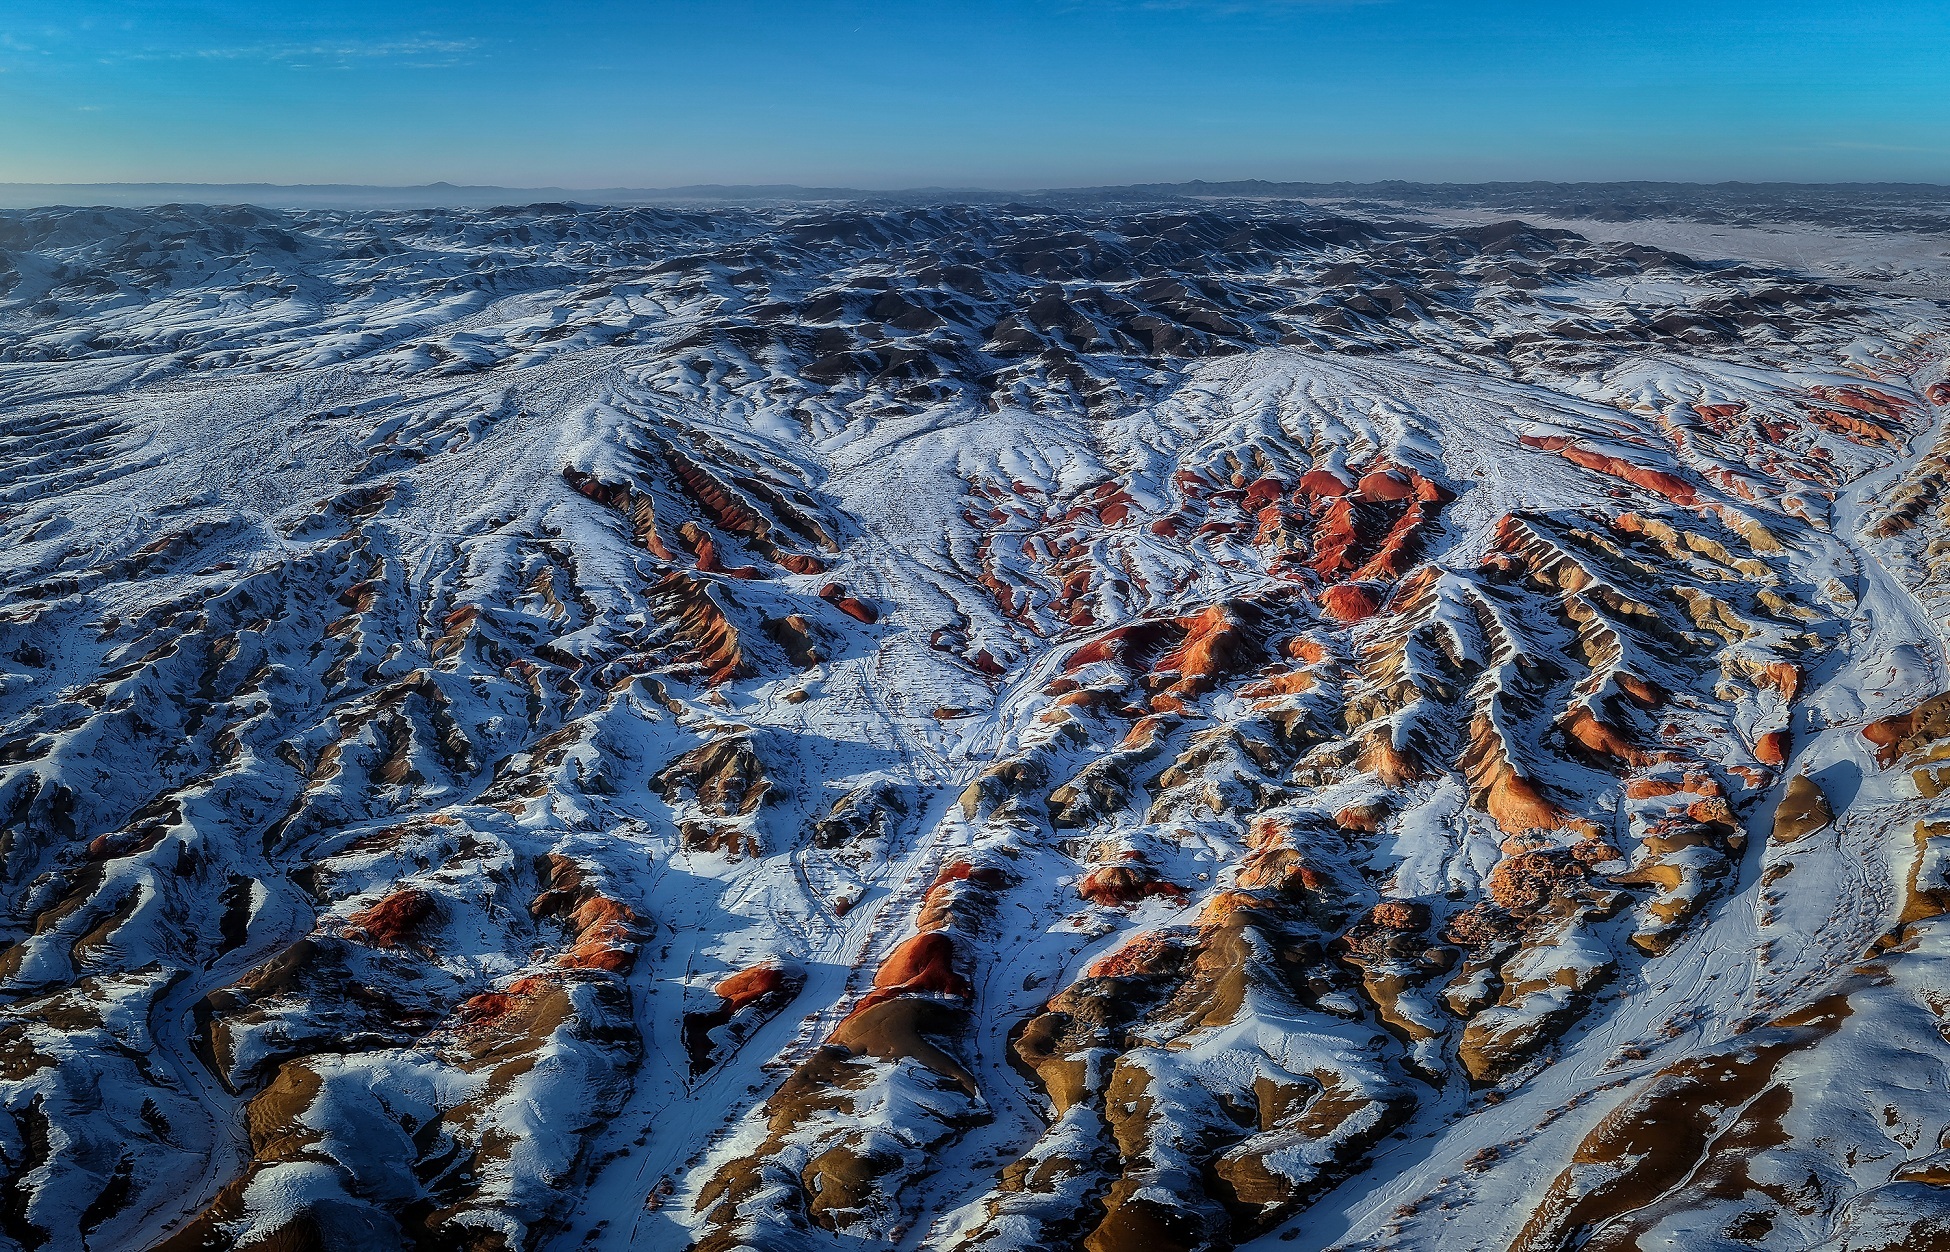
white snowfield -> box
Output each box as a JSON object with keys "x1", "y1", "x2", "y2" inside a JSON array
[{"x1": 0, "y1": 196, "x2": 1946, "y2": 1252}]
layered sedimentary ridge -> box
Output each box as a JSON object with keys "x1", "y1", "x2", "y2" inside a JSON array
[{"x1": 0, "y1": 196, "x2": 1946, "y2": 1252}]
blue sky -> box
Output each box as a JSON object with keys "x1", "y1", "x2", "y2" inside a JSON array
[{"x1": 0, "y1": 1, "x2": 1946, "y2": 187}]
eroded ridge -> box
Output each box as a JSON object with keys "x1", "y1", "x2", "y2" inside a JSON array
[{"x1": 0, "y1": 199, "x2": 1943, "y2": 1252}]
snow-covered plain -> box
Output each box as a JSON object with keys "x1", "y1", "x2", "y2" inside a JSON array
[{"x1": 0, "y1": 196, "x2": 1947, "y2": 1252}]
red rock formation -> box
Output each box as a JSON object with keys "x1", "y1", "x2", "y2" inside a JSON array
[
  {"x1": 717, "y1": 964, "x2": 787, "y2": 1010},
  {"x1": 1309, "y1": 495, "x2": 1368, "y2": 578},
  {"x1": 1519, "y1": 434, "x2": 1698, "y2": 505},
  {"x1": 1486, "y1": 848, "x2": 1591, "y2": 915},
  {"x1": 557, "y1": 896, "x2": 641, "y2": 973},
  {"x1": 1077, "y1": 863, "x2": 1186, "y2": 907},
  {"x1": 1807, "y1": 406, "x2": 1898, "y2": 446},
  {"x1": 1333, "y1": 801, "x2": 1390, "y2": 833},
  {"x1": 1357, "y1": 465, "x2": 1413, "y2": 501},
  {"x1": 1151, "y1": 602, "x2": 1258, "y2": 705},
  {"x1": 777, "y1": 552, "x2": 827, "y2": 575},
  {"x1": 1815, "y1": 385, "x2": 1909, "y2": 420},
  {"x1": 1863, "y1": 692, "x2": 1950, "y2": 767},
  {"x1": 649, "y1": 571, "x2": 749, "y2": 686},
  {"x1": 928, "y1": 862, "x2": 1007, "y2": 891},
  {"x1": 1091, "y1": 482, "x2": 1138, "y2": 525},
  {"x1": 1360, "y1": 727, "x2": 1422, "y2": 786},
  {"x1": 1242, "y1": 668, "x2": 1317, "y2": 698},
  {"x1": 529, "y1": 854, "x2": 643, "y2": 973},
  {"x1": 764, "y1": 614, "x2": 821, "y2": 668},
  {"x1": 663, "y1": 445, "x2": 771, "y2": 548},
  {"x1": 86, "y1": 825, "x2": 168, "y2": 861},
  {"x1": 345, "y1": 888, "x2": 436, "y2": 948},
  {"x1": 562, "y1": 468, "x2": 676, "y2": 559},
  {"x1": 454, "y1": 974, "x2": 554, "y2": 1032},
  {"x1": 1755, "y1": 662, "x2": 1801, "y2": 703},
  {"x1": 1367, "y1": 899, "x2": 1428, "y2": 931},
  {"x1": 685, "y1": 963, "x2": 804, "y2": 1075},
  {"x1": 1299, "y1": 464, "x2": 1354, "y2": 497},
  {"x1": 1288, "y1": 637, "x2": 1327, "y2": 664},
  {"x1": 847, "y1": 932, "x2": 970, "y2": 1020},
  {"x1": 1242, "y1": 476, "x2": 1287, "y2": 509},
  {"x1": 1064, "y1": 618, "x2": 1180, "y2": 673},
  {"x1": 676, "y1": 522, "x2": 764, "y2": 579},
  {"x1": 1084, "y1": 931, "x2": 1185, "y2": 980},
  {"x1": 1320, "y1": 583, "x2": 1382, "y2": 623},
  {"x1": 1625, "y1": 770, "x2": 1723, "y2": 801},
  {"x1": 1352, "y1": 474, "x2": 1447, "y2": 582},
  {"x1": 1772, "y1": 774, "x2": 1833, "y2": 843},
  {"x1": 1235, "y1": 846, "x2": 1332, "y2": 895},
  {"x1": 1616, "y1": 672, "x2": 1665, "y2": 708},
  {"x1": 1463, "y1": 707, "x2": 1567, "y2": 833},
  {"x1": 1561, "y1": 706, "x2": 1649, "y2": 768},
  {"x1": 652, "y1": 734, "x2": 771, "y2": 856}
]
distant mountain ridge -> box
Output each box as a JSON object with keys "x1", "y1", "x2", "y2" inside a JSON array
[
  {"x1": 4, "y1": 176, "x2": 1950, "y2": 220},
  {"x1": 0, "y1": 179, "x2": 987, "y2": 209}
]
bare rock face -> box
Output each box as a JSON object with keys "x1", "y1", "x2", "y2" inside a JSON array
[
  {"x1": 0, "y1": 191, "x2": 1946, "y2": 1252},
  {"x1": 1772, "y1": 773, "x2": 1834, "y2": 843},
  {"x1": 683, "y1": 961, "x2": 805, "y2": 1074},
  {"x1": 651, "y1": 730, "x2": 773, "y2": 857}
]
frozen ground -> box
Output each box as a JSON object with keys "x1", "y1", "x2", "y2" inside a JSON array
[{"x1": 0, "y1": 195, "x2": 1945, "y2": 1252}]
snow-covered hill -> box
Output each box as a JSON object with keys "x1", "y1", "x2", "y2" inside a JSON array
[{"x1": 0, "y1": 196, "x2": 1947, "y2": 1252}]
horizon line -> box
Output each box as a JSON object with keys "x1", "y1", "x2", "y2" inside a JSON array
[{"x1": 2, "y1": 175, "x2": 1947, "y2": 213}]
